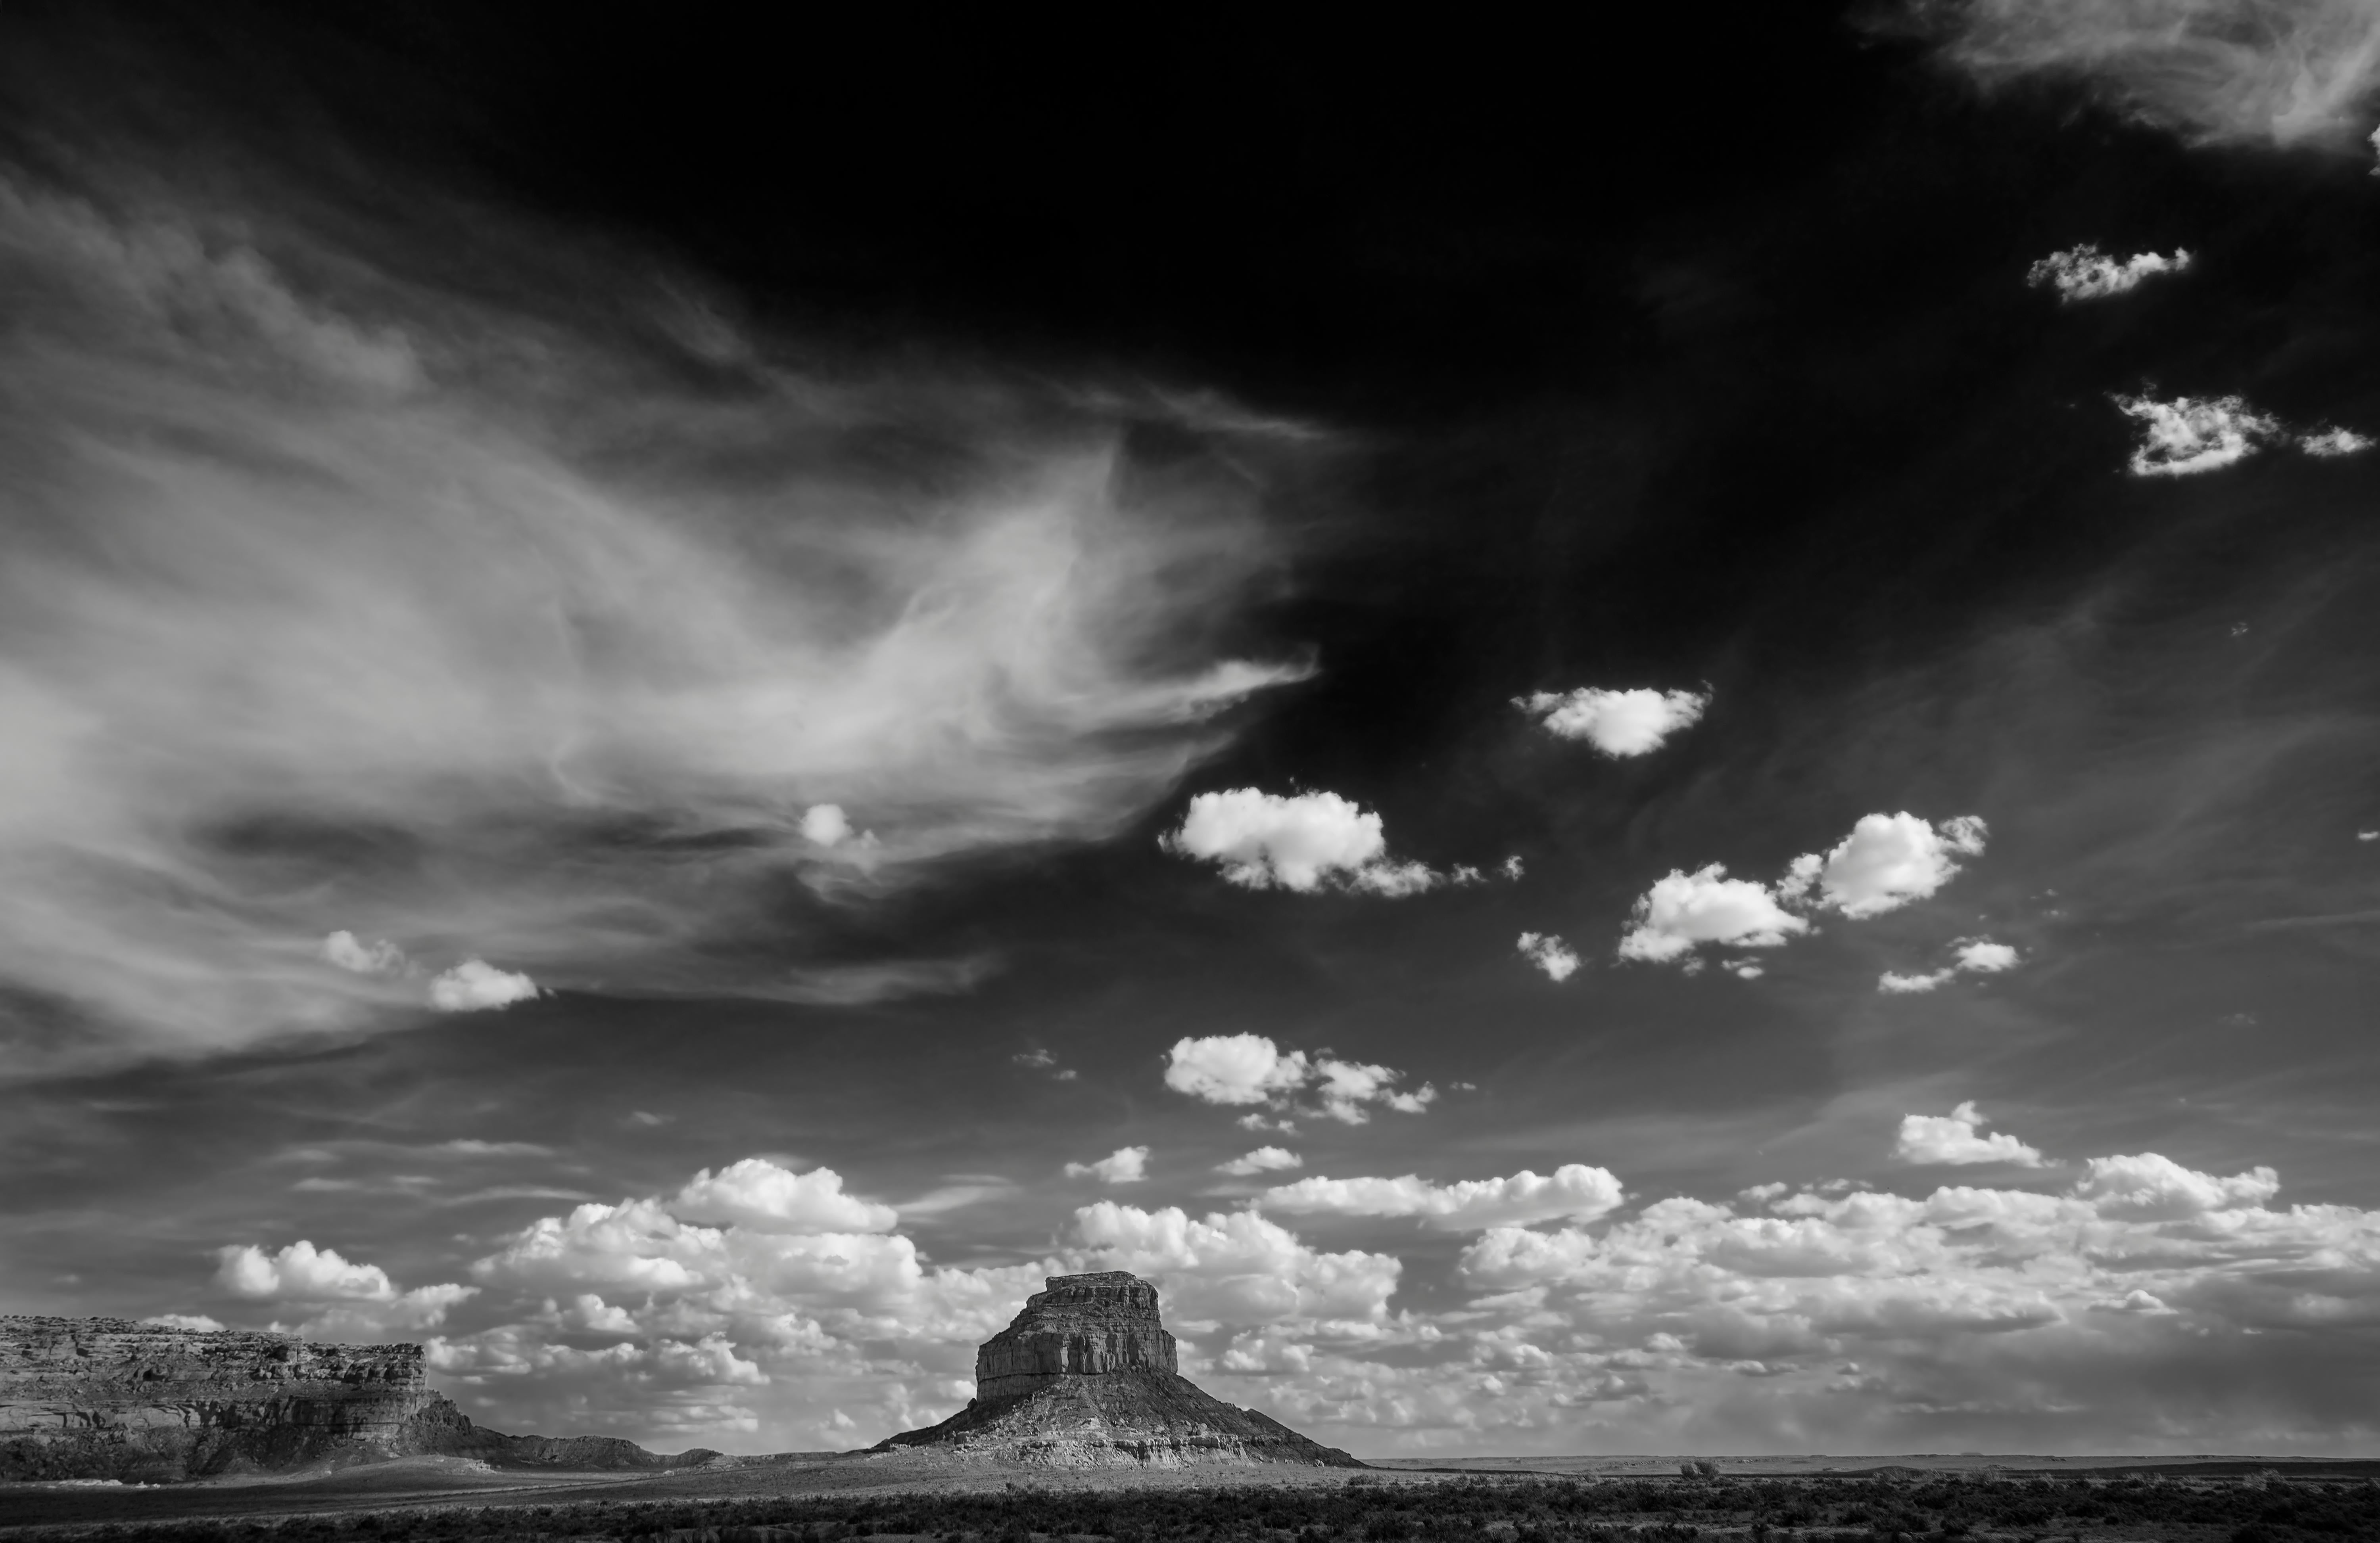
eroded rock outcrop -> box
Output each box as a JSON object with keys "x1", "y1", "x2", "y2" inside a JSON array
[
  {"x1": 0, "y1": 1317, "x2": 716, "y2": 1482},
  {"x1": 877, "y1": 1271, "x2": 1363, "y2": 1468},
  {"x1": 1, "y1": 1316, "x2": 453, "y2": 1482}
]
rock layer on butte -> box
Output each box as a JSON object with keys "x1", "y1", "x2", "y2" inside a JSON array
[
  {"x1": 877, "y1": 1271, "x2": 1364, "y2": 1468},
  {"x1": 0, "y1": 1316, "x2": 717, "y2": 1481}
]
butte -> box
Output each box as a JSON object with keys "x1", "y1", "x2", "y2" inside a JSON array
[{"x1": 877, "y1": 1270, "x2": 1364, "y2": 1469}]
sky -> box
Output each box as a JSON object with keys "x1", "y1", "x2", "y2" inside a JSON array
[{"x1": 3, "y1": 0, "x2": 2380, "y2": 1460}]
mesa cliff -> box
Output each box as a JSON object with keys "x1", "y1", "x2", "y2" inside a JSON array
[
  {"x1": 877, "y1": 1271, "x2": 1363, "y2": 1469},
  {"x1": 0, "y1": 1317, "x2": 714, "y2": 1482}
]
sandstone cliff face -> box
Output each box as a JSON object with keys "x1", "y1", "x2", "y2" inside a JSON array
[
  {"x1": 975, "y1": 1271, "x2": 1179, "y2": 1401},
  {"x1": 879, "y1": 1272, "x2": 1363, "y2": 1469},
  {"x1": 0, "y1": 1317, "x2": 716, "y2": 1482},
  {"x1": 0, "y1": 1316, "x2": 454, "y2": 1482}
]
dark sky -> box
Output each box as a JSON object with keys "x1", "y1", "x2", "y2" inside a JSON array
[{"x1": 4, "y1": 0, "x2": 2380, "y2": 1458}]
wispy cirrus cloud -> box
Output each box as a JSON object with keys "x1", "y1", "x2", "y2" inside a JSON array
[
  {"x1": 0, "y1": 165, "x2": 1315, "y2": 1072},
  {"x1": 1896, "y1": 0, "x2": 2380, "y2": 153}
]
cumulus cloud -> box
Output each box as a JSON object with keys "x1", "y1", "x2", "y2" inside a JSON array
[
  {"x1": 1902, "y1": 0, "x2": 2380, "y2": 152},
  {"x1": 798, "y1": 805, "x2": 853, "y2": 847},
  {"x1": 1621, "y1": 814, "x2": 1987, "y2": 967},
  {"x1": 2113, "y1": 393, "x2": 2286, "y2": 475},
  {"x1": 1781, "y1": 813, "x2": 1989, "y2": 918},
  {"x1": 1073, "y1": 1202, "x2": 1402, "y2": 1328},
  {"x1": 1065, "y1": 1146, "x2": 1150, "y2": 1184},
  {"x1": 2298, "y1": 426, "x2": 2374, "y2": 456},
  {"x1": 218, "y1": 1239, "x2": 399, "y2": 1301},
  {"x1": 1618, "y1": 865, "x2": 1812, "y2": 963},
  {"x1": 1894, "y1": 1102, "x2": 2048, "y2": 1166},
  {"x1": 1216, "y1": 1146, "x2": 1303, "y2": 1176},
  {"x1": 1163, "y1": 1033, "x2": 1313, "y2": 1105},
  {"x1": 0, "y1": 166, "x2": 1314, "y2": 1073},
  {"x1": 215, "y1": 1240, "x2": 478, "y2": 1338},
  {"x1": 319, "y1": 931, "x2": 404, "y2": 976},
  {"x1": 1879, "y1": 935, "x2": 2021, "y2": 992},
  {"x1": 2074, "y1": 1150, "x2": 2280, "y2": 1217},
  {"x1": 1163, "y1": 1034, "x2": 1434, "y2": 1125},
  {"x1": 1954, "y1": 938, "x2": 2020, "y2": 972},
  {"x1": 1260, "y1": 1164, "x2": 1627, "y2": 1230},
  {"x1": 1513, "y1": 686, "x2": 1711, "y2": 757},
  {"x1": 1516, "y1": 932, "x2": 1581, "y2": 981},
  {"x1": 2113, "y1": 395, "x2": 2375, "y2": 473},
  {"x1": 670, "y1": 1159, "x2": 898, "y2": 1233},
  {"x1": 1447, "y1": 1142, "x2": 2371, "y2": 1453},
  {"x1": 427, "y1": 960, "x2": 541, "y2": 1013},
  {"x1": 2027, "y1": 243, "x2": 2192, "y2": 301},
  {"x1": 1160, "y1": 789, "x2": 1447, "y2": 896}
]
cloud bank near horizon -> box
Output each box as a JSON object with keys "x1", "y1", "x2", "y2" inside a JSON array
[{"x1": 175, "y1": 1119, "x2": 2380, "y2": 1456}]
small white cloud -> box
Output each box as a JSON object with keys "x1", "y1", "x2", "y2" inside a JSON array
[
  {"x1": 799, "y1": 803, "x2": 852, "y2": 846},
  {"x1": 1894, "y1": 1101, "x2": 2046, "y2": 1167},
  {"x1": 2298, "y1": 426, "x2": 2373, "y2": 456},
  {"x1": 320, "y1": 930, "x2": 405, "y2": 976},
  {"x1": 1516, "y1": 932, "x2": 1581, "y2": 982},
  {"x1": 1501, "y1": 855, "x2": 1524, "y2": 881},
  {"x1": 1261, "y1": 1163, "x2": 1626, "y2": 1230},
  {"x1": 2075, "y1": 1150, "x2": 2278, "y2": 1217},
  {"x1": 1161, "y1": 788, "x2": 1447, "y2": 896},
  {"x1": 1066, "y1": 1145, "x2": 1149, "y2": 1184},
  {"x1": 2360, "y1": 830, "x2": 2380, "y2": 842},
  {"x1": 1311, "y1": 1055, "x2": 1430, "y2": 1124},
  {"x1": 2113, "y1": 393, "x2": 2285, "y2": 476},
  {"x1": 1216, "y1": 1146, "x2": 1303, "y2": 1176},
  {"x1": 2026, "y1": 244, "x2": 2192, "y2": 301},
  {"x1": 1783, "y1": 812, "x2": 1988, "y2": 919},
  {"x1": 1618, "y1": 864, "x2": 1810, "y2": 964},
  {"x1": 217, "y1": 1240, "x2": 396, "y2": 1300},
  {"x1": 1881, "y1": 936, "x2": 2019, "y2": 994},
  {"x1": 671, "y1": 1158, "x2": 898, "y2": 1234},
  {"x1": 1236, "y1": 1111, "x2": 1296, "y2": 1134},
  {"x1": 1952, "y1": 938, "x2": 2020, "y2": 973},
  {"x1": 427, "y1": 959, "x2": 540, "y2": 1012},
  {"x1": 1726, "y1": 960, "x2": 1764, "y2": 980},
  {"x1": 140, "y1": 1313, "x2": 226, "y2": 1332},
  {"x1": 1514, "y1": 686, "x2": 1710, "y2": 757},
  {"x1": 1011, "y1": 1048, "x2": 1076, "y2": 1080},
  {"x1": 1164, "y1": 1033, "x2": 1311, "y2": 1105},
  {"x1": 1164, "y1": 1033, "x2": 1428, "y2": 1124}
]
